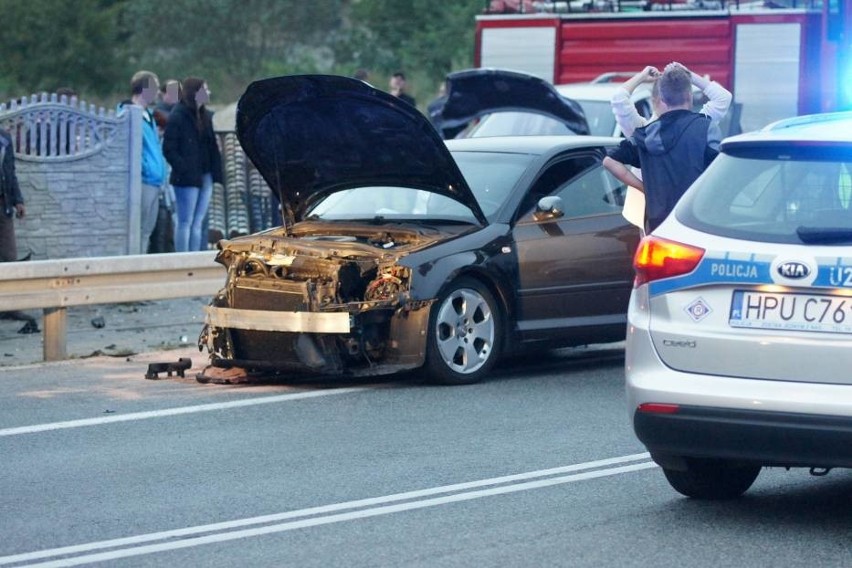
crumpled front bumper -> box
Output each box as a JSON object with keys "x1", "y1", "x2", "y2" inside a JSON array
[{"x1": 200, "y1": 303, "x2": 432, "y2": 377}]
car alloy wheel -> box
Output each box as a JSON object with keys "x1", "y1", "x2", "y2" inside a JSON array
[
  {"x1": 663, "y1": 459, "x2": 761, "y2": 500},
  {"x1": 426, "y1": 277, "x2": 501, "y2": 385}
]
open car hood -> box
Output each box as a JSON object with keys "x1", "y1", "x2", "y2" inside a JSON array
[
  {"x1": 236, "y1": 75, "x2": 486, "y2": 225},
  {"x1": 431, "y1": 68, "x2": 590, "y2": 138}
]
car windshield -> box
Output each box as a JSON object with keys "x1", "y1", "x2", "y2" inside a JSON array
[
  {"x1": 576, "y1": 100, "x2": 617, "y2": 137},
  {"x1": 464, "y1": 112, "x2": 580, "y2": 138},
  {"x1": 307, "y1": 151, "x2": 535, "y2": 223},
  {"x1": 678, "y1": 150, "x2": 852, "y2": 244},
  {"x1": 462, "y1": 100, "x2": 615, "y2": 139}
]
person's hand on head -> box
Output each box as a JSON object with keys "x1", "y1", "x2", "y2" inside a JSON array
[
  {"x1": 642, "y1": 66, "x2": 660, "y2": 81},
  {"x1": 665, "y1": 61, "x2": 689, "y2": 74}
]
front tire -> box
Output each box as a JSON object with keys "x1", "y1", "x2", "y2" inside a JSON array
[
  {"x1": 425, "y1": 277, "x2": 502, "y2": 385},
  {"x1": 663, "y1": 459, "x2": 761, "y2": 500}
]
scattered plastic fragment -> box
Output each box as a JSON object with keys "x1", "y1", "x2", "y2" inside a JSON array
[{"x1": 145, "y1": 357, "x2": 192, "y2": 380}]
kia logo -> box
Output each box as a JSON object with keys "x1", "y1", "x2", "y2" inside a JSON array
[{"x1": 777, "y1": 262, "x2": 810, "y2": 279}]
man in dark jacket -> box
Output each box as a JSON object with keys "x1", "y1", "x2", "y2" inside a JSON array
[
  {"x1": 604, "y1": 62, "x2": 721, "y2": 233},
  {"x1": 0, "y1": 127, "x2": 39, "y2": 333},
  {"x1": 0, "y1": 127, "x2": 24, "y2": 261}
]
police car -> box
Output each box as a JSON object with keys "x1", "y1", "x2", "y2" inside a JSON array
[{"x1": 625, "y1": 111, "x2": 852, "y2": 499}]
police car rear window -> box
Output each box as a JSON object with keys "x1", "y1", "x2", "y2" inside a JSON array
[{"x1": 677, "y1": 151, "x2": 852, "y2": 244}]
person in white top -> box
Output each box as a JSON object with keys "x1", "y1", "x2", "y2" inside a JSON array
[{"x1": 611, "y1": 63, "x2": 732, "y2": 229}]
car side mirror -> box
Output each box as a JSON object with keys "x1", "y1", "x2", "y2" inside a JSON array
[{"x1": 534, "y1": 195, "x2": 564, "y2": 221}]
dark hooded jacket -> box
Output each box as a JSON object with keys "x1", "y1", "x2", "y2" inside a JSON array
[
  {"x1": 162, "y1": 102, "x2": 223, "y2": 188},
  {"x1": 608, "y1": 109, "x2": 720, "y2": 231},
  {"x1": 0, "y1": 129, "x2": 23, "y2": 217}
]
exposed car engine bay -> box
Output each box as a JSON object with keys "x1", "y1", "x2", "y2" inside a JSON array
[{"x1": 198, "y1": 224, "x2": 451, "y2": 378}]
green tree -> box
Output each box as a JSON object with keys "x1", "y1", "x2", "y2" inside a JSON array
[
  {"x1": 0, "y1": 0, "x2": 129, "y2": 100},
  {"x1": 125, "y1": 0, "x2": 346, "y2": 102},
  {"x1": 334, "y1": 0, "x2": 483, "y2": 99},
  {"x1": 0, "y1": 0, "x2": 484, "y2": 105}
]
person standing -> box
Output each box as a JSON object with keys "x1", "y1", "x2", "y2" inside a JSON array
[
  {"x1": 611, "y1": 64, "x2": 731, "y2": 138},
  {"x1": 603, "y1": 62, "x2": 721, "y2": 233},
  {"x1": 149, "y1": 79, "x2": 181, "y2": 253},
  {"x1": 0, "y1": 127, "x2": 24, "y2": 263},
  {"x1": 118, "y1": 71, "x2": 167, "y2": 253},
  {"x1": 352, "y1": 68, "x2": 371, "y2": 84},
  {"x1": 153, "y1": 79, "x2": 181, "y2": 131},
  {"x1": 389, "y1": 71, "x2": 416, "y2": 107},
  {"x1": 608, "y1": 64, "x2": 731, "y2": 230},
  {"x1": 162, "y1": 77, "x2": 223, "y2": 252},
  {"x1": 0, "y1": 126, "x2": 39, "y2": 333}
]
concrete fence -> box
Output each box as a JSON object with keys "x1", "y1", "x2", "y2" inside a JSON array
[
  {"x1": 0, "y1": 94, "x2": 279, "y2": 261},
  {"x1": 0, "y1": 93, "x2": 143, "y2": 258},
  {"x1": 0, "y1": 97, "x2": 276, "y2": 363}
]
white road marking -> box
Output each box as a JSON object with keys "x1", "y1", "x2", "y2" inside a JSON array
[
  {"x1": 0, "y1": 453, "x2": 655, "y2": 567},
  {"x1": 0, "y1": 388, "x2": 367, "y2": 437}
]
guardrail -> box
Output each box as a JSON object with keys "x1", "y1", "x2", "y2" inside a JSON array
[{"x1": 0, "y1": 251, "x2": 225, "y2": 362}]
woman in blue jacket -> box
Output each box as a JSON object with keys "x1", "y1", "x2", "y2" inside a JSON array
[{"x1": 163, "y1": 77, "x2": 223, "y2": 252}]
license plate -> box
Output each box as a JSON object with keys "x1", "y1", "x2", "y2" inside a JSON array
[{"x1": 729, "y1": 290, "x2": 852, "y2": 334}]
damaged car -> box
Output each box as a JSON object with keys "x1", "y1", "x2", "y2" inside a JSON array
[
  {"x1": 431, "y1": 68, "x2": 741, "y2": 140},
  {"x1": 429, "y1": 67, "x2": 591, "y2": 139},
  {"x1": 199, "y1": 75, "x2": 640, "y2": 384}
]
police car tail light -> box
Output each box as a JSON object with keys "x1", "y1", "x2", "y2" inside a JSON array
[
  {"x1": 633, "y1": 236, "x2": 705, "y2": 286},
  {"x1": 637, "y1": 403, "x2": 680, "y2": 414}
]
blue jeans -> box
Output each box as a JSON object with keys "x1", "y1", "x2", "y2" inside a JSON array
[{"x1": 174, "y1": 174, "x2": 213, "y2": 252}]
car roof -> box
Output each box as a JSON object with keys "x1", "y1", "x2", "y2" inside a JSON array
[
  {"x1": 719, "y1": 111, "x2": 852, "y2": 154},
  {"x1": 555, "y1": 82, "x2": 651, "y2": 103},
  {"x1": 445, "y1": 135, "x2": 621, "y2": 154},
  {"x1": 723, "y1": 111, "x2": 852, "y2": 145}
]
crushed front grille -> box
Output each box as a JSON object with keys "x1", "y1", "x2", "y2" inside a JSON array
[{"x1": 233, "y1": 279, "x2": 309, "y2": 312}]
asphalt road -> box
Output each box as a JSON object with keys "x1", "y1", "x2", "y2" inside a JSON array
[{"x1": 0, "y1": 344, "x2": 850, "y2": 567}]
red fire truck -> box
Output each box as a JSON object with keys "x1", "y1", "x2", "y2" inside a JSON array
[{"x1": 475, "y1": 1, "x2": 851, "y2": 132}]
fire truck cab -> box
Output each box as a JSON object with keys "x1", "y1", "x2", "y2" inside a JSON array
[{"x1": 476, "y1": 1, "x2": 852, "y2": 132}]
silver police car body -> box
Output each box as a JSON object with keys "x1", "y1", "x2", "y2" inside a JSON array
[{"x1": 625, "y1": 111, "x2": 852, "y2": 499}]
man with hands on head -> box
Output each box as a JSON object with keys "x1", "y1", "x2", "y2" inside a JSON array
[
  {"x1": 611, "y1": 62, "x2": 732, "y2": 137},
  {"x1": 603, "y1": 62, "x2": 723, "y2": 233}
]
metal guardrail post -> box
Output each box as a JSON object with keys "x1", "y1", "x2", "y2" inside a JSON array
[
  {"x1": 43, "y1": 307, "x2": 68, "y2": 361},
  {"x1": 0, "y1": 251, "x2": 224, "y2": 363}
]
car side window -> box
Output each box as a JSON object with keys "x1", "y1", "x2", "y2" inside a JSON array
[
  {"x1": 635, "y1": 99, "x2": 653, "y2": 121},
  {"x1": 553, "y1": 165, "x2": 627, "y2": 218},
  {"x1": 520, "y1": 155, "x2": 597, "y2": 216}
]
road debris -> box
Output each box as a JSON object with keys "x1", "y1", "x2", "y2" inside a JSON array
[
  {"x1": 196, "y1": 365, "x2": 251, "y2": 384},
  {"x1": 145, "y1": 357, "x2": 192, "y2": 380}
]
